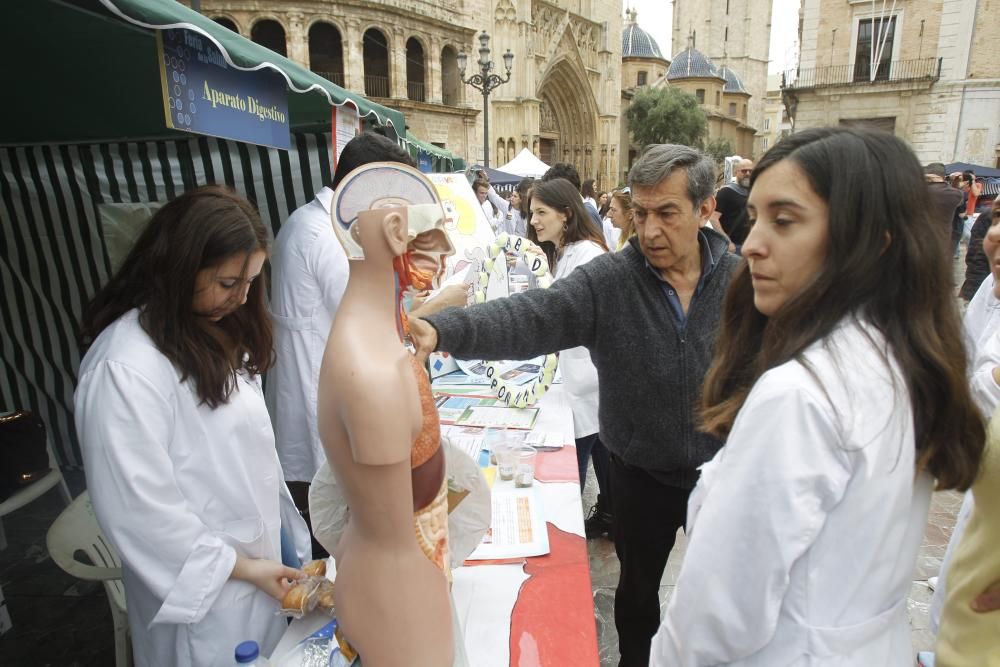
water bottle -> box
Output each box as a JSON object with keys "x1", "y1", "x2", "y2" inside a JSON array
[{"x1": 235, "y1": 640, "x2": 272, "y2": 666}]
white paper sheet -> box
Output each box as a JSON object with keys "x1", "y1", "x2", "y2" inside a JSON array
[{"x1": 467, "y1": 486, "x2": 549, "y2": 560}]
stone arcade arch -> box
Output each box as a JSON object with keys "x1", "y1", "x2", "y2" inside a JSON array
[
  {"x1": 309, "y1": 21, "x2": 344, "y2": 87},
  {"x1": 537, "y1": 57, "x2": 600, "y2": 183},
  {"x1": 250, "y1": 19, "x2": 286, "y2": 57}
]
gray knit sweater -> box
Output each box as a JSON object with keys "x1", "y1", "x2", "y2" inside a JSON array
[{"x1": 427, "y1": 231, "x2": 740, "y2": 489}]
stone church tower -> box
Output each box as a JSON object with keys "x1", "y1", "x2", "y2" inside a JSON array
[{"x1": 672, "y1": 0, "x2": 772, "y2": 144}]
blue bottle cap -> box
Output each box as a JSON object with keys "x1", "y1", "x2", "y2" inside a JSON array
[{"x1": 235, "y1": 640, "x2": 260, "y2": 663}]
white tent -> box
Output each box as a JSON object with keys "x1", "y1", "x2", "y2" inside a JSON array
[{"x1": 498, "y1": 148, "x2": 550, "y2": 178}]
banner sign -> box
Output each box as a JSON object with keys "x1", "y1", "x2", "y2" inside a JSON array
[{"x1": 157, "y1": 28, "x2": 290, "y2": 149}]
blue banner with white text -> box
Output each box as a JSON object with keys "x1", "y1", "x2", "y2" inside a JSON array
[{"x1": 157, "y1": 28, "x2": 290, "y2": 149}]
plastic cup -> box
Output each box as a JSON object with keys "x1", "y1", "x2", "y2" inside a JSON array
[
  {"x1": 484, "y1": 428, "x2": 508, "y2": 466},
  {"x1": 514, "y1": 446, "x2": 537, "y2": 488},
  {"x1": 495, "y1": 443, "x2": 517, "y2": 481}
]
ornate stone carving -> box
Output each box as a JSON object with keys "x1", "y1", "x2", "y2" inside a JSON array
[
  {"x1": 539, "y1": 100, "x2": 557, "y2": 133},
  {"x1": 495, "y1": 0, "x2": 516, "y2": 24}
]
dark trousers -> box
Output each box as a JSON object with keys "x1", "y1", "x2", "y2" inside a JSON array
[
  {"x1": 576, "y1": 432, "x2": 610, "y2": 499},
  {"x1": 610, "y1": 455, "x2": 690, "y2": 667}
]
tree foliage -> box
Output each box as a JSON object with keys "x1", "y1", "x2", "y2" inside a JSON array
[
  {"x1": 625, "y1": 86, "x2": 708, "y2": 149},
  {"x1": 703, "y1": 137, "x2": 734, "y2": 165}
]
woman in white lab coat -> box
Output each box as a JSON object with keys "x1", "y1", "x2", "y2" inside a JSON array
[
  {"x1": 75, "y1": 186, "x2": 309, "y2": 667},
  {"x1": 651, "y1": 128, "x2": 986, "y2": 666},
  {"x1": 526, "y1": 178, "x2": 614, "y2": 535}
]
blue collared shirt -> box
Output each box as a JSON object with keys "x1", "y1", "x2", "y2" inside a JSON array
[{"x1": 644, "y1": 230, "x2": 718, "y2": 329}]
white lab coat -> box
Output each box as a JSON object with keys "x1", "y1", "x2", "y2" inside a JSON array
[
  {"x1": 929, "y1": 273, "x2": 1000, "y2": 629},
  {"x1": 266, "y1": 187, "x2": 349, "y2": 482},
  {"x1": 554, "y1": 240, "x2": 606, "y2": 438},
  {"x1": 75, "y1": 310, "x2": 310, "y2": 667},
  {"x1": 652, "y1": 317, "x2": 932, "y2": 666}
]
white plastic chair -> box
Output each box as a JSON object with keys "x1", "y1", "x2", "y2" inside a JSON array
[{"x1": 46, "y1": 491, "x2": 131, "y2": 667}]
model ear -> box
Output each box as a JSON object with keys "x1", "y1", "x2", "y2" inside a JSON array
[{"x1": 382, "y1": 210, "x2": 408, "y2": 255}]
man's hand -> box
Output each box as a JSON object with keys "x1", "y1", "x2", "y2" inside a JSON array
[
  {"x1": 231, "y1": 556, "x2": 305, "y2": 601},
  {"x1": 409, "y1": 316, "x2": 440, "y2": 365},
  {"x1": 972, "y1": 579, "x2": 1000, "y2": 613}
]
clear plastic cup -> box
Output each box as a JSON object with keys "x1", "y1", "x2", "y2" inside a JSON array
[
  {"x1": 495, "y1": 442, "x2": 517, "y2": 481},
  {"x1": 514, "y1": 446, "x2": 537, "y2": 488},
  {"x1": 484, "y1": 428, "x2": 508, "y2": 466}
]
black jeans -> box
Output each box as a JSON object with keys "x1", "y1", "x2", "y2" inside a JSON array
[
  {"x1": 610, "y1": 455, "x2": 691, "y2": 667},
  {"x1": 575, "y1": 432, "x2": 610, "y2": 498}
]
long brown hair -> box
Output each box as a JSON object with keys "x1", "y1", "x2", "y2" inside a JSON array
[
  {"x1": 527, "y1": 178, "x2": 608, "y2": 269},
  {"x1": 81, "y1": 185, "x2": 273, "y2": 408},
  {"x1": 700, "y1": 127, "x2": 984, "y2": 491}
]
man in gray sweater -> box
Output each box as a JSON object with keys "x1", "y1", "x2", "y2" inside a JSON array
[{"x1": 411, "y1": 144, "x2": 740, "y2": 666}]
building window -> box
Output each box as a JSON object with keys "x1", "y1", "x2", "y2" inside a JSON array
[
  {"x1": 637, "y1": 71, "x2": 647, "y2": 86},
  {"x1": 213, "y1": 17, "x2": 239, "y2": 33},
  {"x1": 762, "y1": 137, "x2": 769, "y2": 150},
  {"x1": 695, "y1": 89, "x2": 705, "y2": 104},
  {"x1": 724, "y1": 26, "x2": 728, "y2": 42},
  {"x1": 362, "y1": 28, "x2": 391, "y2": 98},
  {"x1": 405, "y1": 37, "x2": 426, "y2": 102},
  {"x1": 742, "y1": 104, "x2": 747, "y2": 120},
  {"x1": 251, "y1": 20, "x2": 286, "y2": 57},
  {"x1": 441, "y1": 46, "x2": 460, "y2": 106},
  {"x1": 309, "y1": 22, "x2": 344, "y2": 87},
  {"x1": 764, "y1": 118, "x2": 770, "y2": 131},
  {"x1": 715, "y1": 90, "x2": 721, "y2": 107},
  {"x1": 726, "y1": 0, "x2": 730, "y2": 14},
  {"x1": 728, "y1": 102, "x2": 737, "y2": 116},
  {"x1": 853, "y1": 16, "x2": 896, "y2": 82}
]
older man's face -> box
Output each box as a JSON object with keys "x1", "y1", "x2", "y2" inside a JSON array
[{"x1": 632, "y1": 169, "x2": 713, "y2": 277}]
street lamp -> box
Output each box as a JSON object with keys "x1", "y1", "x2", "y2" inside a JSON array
[{"x1": 458, "y1": 31, "x2": 513, "y2": 168}]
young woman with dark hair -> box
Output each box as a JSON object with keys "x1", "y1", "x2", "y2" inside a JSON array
[
  {"x1": 526, "y1": 177, "x2": 614, "y2": 536},
  {"x1": 651, "y1": 128, "x2": 985, "y2": 665},
  {"x1": 76, "y1": 185, "x2": 309, "y2": 666}
]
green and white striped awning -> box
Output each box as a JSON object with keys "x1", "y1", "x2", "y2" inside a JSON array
[{"x1": 1, "y1": 0, "x2": 405, "y2": 145}]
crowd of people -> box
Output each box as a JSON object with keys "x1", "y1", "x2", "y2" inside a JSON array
[{"x1": 71, "y1": 124, "x2": 1000, "y2": 666}]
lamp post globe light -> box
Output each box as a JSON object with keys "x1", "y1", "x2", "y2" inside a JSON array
[{"x1": 457, "y1": 31, "x2": 513, "y2": 168}]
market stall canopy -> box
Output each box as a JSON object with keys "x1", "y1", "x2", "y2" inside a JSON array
[
  {"x1": 404, "y1": 132, "x2": 466, "y2": 173},
  {"x1": 468, "y1": 166, "x2": 523, "y2": 188},
  {"x1": 0, "y1": 0, "x2": 405, "y2": 145},
  {"x1": 945, "y1": 162, "x2": 1000, "y2": 179},
  {"x1": 498, "y1": 148, "x2": 551, "y2": 178}
]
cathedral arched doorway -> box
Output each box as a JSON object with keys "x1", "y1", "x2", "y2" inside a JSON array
[{"x1": 536, "y1": 58, "x2": 599, "y2": 183}]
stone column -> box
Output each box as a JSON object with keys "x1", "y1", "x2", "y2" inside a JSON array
[
  {"x1": 286, "y1": 12, "x2": 308, "y2": 68},
  {"x1": 391, "y1": 27, "x2": 407, "y2": 99},
  {"x1": 344, "y1": 19, "x2": 364, "y2": 94},
  {"x1": 428, "y1": 35, "x2": 443, "y2": 104}
]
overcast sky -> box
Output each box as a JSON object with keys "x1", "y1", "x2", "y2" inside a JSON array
[{"x1": 626, "y1": 0, "x2": 801, "y2": 74}]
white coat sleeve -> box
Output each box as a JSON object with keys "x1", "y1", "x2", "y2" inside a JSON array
[
  {"x1": 650, "y1": 379, "x2": 852, "y2": 666},
  {"x1": 487, "y1": 186, "x2": 510, "y2": 217},
  {"x1": 76, "y1": 361, "x2": 238, "y2": 626},
  {"x1": 307, "y1": 225, "x2": 349, "y2": 320},
  {"x1": 970, "y1": 328, "x2": 1000, "y2": 418}
]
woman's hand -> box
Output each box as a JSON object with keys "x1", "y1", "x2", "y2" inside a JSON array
[
  {"x1": 231, "y1": 556, "x2": 305, "y2": 601},
  {"x1": 972, "y1": 579, "x2": 1000, "y2": 613},
  {"x1": 409, "y1": 317, "x2": 440, "y2": 366}
]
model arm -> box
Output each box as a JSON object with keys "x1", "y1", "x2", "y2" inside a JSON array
[
  {"x1": 650, "y1": 380, "x2": 851, "y2": 665},
  {"x1": 76, "y1": 362, "x2": 301, "y2": 624}
]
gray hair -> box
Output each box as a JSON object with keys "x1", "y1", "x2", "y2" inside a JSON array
[{"x1": 627, "y1": 144, "x2": 716, "y2": 208}]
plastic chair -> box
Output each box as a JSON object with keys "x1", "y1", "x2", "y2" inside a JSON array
[{"x1": 46, "y1": 491, "x2": 131, "y2": 667}]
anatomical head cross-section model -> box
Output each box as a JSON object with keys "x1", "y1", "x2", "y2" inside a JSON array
[{"x1": 317, "y1": 162, "x2": 456, "y2": 666}]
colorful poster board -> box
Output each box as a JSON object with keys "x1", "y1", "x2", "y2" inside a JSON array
[{"x1": 157, "y1": 28, "x2": 290, "y2": 149}]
